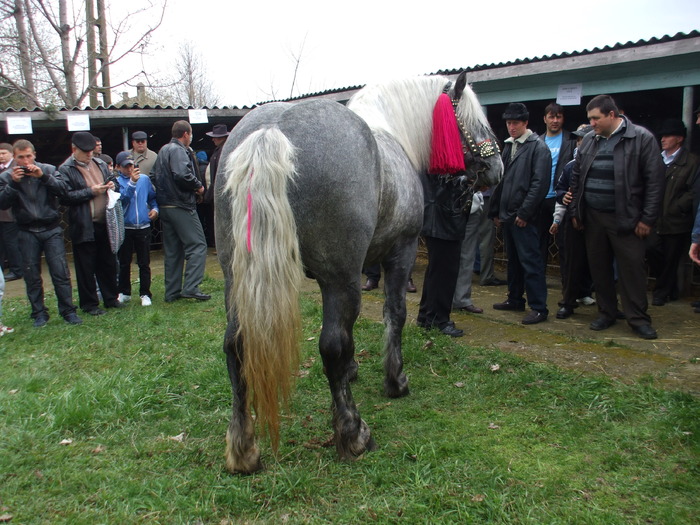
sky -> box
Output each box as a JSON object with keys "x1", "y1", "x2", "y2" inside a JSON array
[{"x1": 114, "y1": 0, "x2": 700, "y2": 107}]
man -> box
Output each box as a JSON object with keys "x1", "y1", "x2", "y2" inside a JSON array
[
  {"x1": 537, "y1": 103, "x2": 577, "y2": 274},
  {"x1": 58, "y1": 131, "x2": 121, "y2": 315},
  {"x1": 570, "y1": 94, "x2": 664, "y2": 339},
  {"x1": 154, "y1": 120, "x2": 210, "y2": 302},
  {"x1": 647, "y1": 119, "x2": 699, "y2": 306},
  {"x1": 490, "y1": 102, "x2": 552, "y2": 325},
  {"x1": 0, "y1": 143, "x2": 22, "y2": 281},
  {"x1": 0, "y1": 140, "x2": 82, "y2": 326},
  {"x1": 202, "y1": 124, "x2": 230, "y2": 247},
  {"x1": 93, "y1": 136, "x2": 112, "y2": 164},
  {"x1": 114, "y1": 151, "x2": 159, "y2": 306},
  {"x1": 129, "y1": 131, "x2": 158, "y2": 178}
]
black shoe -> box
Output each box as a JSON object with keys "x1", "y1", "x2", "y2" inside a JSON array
[
  {"x1": 33, "y1": 315, "x2": 49, "y2": 328},
  {"x1": 165, "y1": 294, "x2": 181, "y2": 303},
  {"x1": 556, "y1": 306, "x2": 574, "y2": 319},
  {"x1": 632, "y1": 324, "x2": 657, "y2": 340},
  {"x1": 615, "y1": 311, "x2": 626, "y2": 320},
  {"x1": 105, "y1": 301, "x2": 125, "y2": 309},
  {"x1": 590, "y1": 317, "x2": 615, "y2": 331},
  {"x1": 406, "y1": 279, "x2": 417, "y2": 293},
  {"x1": 651, "y1": 297, "x2": 665, "y2": 306},
  {"x1": 4, "y1": 272, "x2": 21, "y2": 281},
  {"x1": 691, "y1": 300, "x2": 700, "y2": 308},
  {"x1": 483, "y1": 278, "x2": 507, "y2": 286},
  {"x1": 493, "y1": 300, "x2": 525, "y2": 311},
  {"x1": 85, "y1": 307, "x2": 107, "y2": 316},
  {"x1": 361, "y1": 279, "x2": 378, "y2": 291},
  {"x1": 438, "y1": 324, "x2": 464, "y2": 337},
  {"x1": 522, "y1": 310, "x2": 547, "y2": 325},
  {"x1": 180, "y1": 292, "x2": 211, "y2": 301},
  {"x1": 64, "y1": 312, "x2": 83, "y2": 325}
]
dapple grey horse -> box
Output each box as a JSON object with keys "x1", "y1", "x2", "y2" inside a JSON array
[{"x1": 215, "y1": 71, "x2": 503, "y2": 473}]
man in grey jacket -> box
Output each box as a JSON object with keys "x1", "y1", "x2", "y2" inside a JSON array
[
  {"x1": 154, "y1": 120, "x2": 209, "y2": 302},
  {"x1": 490, "y1": 103, "x2": 552, "y2": 325},
  {"x1": 570, "y1": 94, "x2": 664, "y2": 339}
]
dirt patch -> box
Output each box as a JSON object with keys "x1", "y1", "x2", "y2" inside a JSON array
[{"x1": 350, "y1": 261, "x2": 700, "y2": 396}]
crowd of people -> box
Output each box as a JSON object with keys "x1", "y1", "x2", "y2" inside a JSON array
[
  {"x1": 0, "y1": 120, "x2": 231, "y2": 333},
  {"x1": 369, "y1": 95, "x2": 700, "y2": 341},
  {"x1": 1, "y1": 95, "x2": 700, "y2": 342}
]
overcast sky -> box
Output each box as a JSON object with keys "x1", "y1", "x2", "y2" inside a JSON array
[{"x1": 118, "y1": 0, "x2": 700, "y2": 107}]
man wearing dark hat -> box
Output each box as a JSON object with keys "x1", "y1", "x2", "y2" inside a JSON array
[
  {"x1": 58, "y1": 131, "x2": 121, "y2": 315},
  {"x1": 202, "y1": 123, "x2": 230, "y2": 247},
  {"x1": 129, "y1": 131, "x2": 158, "y2": 178},
  {"x1": 647, "y1": 119, "x2": 700, "y2": 306},
  {"x1": 570, "y1": 94, "x2": 664, "y2": 339},
  {"x1": 154, "y1": 120, "x2": 209, "y2": 302},
  {"x1": 489, "y1": 102, "x2": 552, "y2": 325}
]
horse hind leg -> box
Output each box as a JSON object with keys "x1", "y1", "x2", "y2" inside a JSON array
[
  {"x1": 380, "y1": 243, "x2": 415, "y2": 398},
  {"x1": 223, "y1": 322, "x2": 262, "y2": 474},
  {"x1": 319, "y1": 283, "x2": 377, "y2": 459}
]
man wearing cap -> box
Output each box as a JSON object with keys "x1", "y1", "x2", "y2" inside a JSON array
[
  {"x1": 489, "y1": 102, "x2": 552, "y2": 325},
  {"x1": 202, "y1": 124, "x2": 230, "y2": 247},
  {"x1": 537, "y1": 102, "x2": 577, "y2": 274},
  {"x1": 58, "y1": 131, "x2": 121, "y2": 315},
  {"x1": 114, "y1": 151, "x2": 159, "y2": 307},
  {"x1": 647, "y1": 119, "x2": 700, "y2": 306},
  {"x1": 154, "y1": 120, "x2": 209, "y2": 302},
  {"x1": 0, "y1": 139, "x2": 82, "y2": 327},
  {"x1": 130, "y1": 131, "x2": 158, "y2": 178},
  {"x1": 549, "y1": 124, "x2": 595, "y2": 319},
  {"x1": 570, "y1": 94, "x2": 664, "y2": 339}
]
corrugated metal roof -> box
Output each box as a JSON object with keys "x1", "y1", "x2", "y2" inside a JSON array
[
  {"x1": 281, "y1": 30, "x2": 700, "y2": 103},
  {"x1": 1, "y1": 101, "x2": 255, "y2": 113}
]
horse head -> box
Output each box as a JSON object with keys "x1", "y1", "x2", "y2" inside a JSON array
[{"x1": 450, "y1": 72, "x2": 503, "y2": 189}]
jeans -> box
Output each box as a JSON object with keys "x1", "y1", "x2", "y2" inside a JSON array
[
  {"x1": 18, "y1": 227, "x2": 76, "y2": 319},
  {"x1": 502, "y1": 221, "x2": 548, "y2": 314}
]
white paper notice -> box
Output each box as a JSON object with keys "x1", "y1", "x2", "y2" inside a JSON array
[
  {"x1": 188, "y1": 109, "x2": 208, "y2": 124},
  {"x1": 6, "y1": 116, "x2": 33, "y2": 135},
  {"x1": 67, "y1": 113, "x2": 91, "y2": 131},
  {"x1": 556, "y1": 84, "x2": 583, "y2": 106}
]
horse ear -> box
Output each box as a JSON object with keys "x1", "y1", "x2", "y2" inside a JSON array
[{"x1": 453, "y1": 71, "x2": 467, "y2": 100}]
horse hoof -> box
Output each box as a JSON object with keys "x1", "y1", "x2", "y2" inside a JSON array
[
  {"x1": 384, "y1": 374, "x2": 410, "y2": 398},
  {"x1": 336, "y1": 418, "x2": 376, "y2": 460},
  {"x1": 225, "y1": 428, "x2": 263, "y2": 474}
]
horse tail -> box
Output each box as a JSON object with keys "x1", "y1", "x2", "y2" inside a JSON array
[{"x1": 223, "y1": 126, "x2": 303, "y2": 449}]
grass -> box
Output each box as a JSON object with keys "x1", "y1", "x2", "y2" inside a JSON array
[{"x1": 1, "y1": 274, "x2": 698, "y2": 524}]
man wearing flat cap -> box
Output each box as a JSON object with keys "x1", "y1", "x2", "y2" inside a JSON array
[
  {"x1": 647, "y1": 119, "x2": 700, "y2": 306},
  {"x1": 58, "y1": 131, "x2": 121, "y2": 315},
  {"x1": 202, "y1": 123, "x2": 230, "y2": 247},
  {"x1": 129, "y1": 131, "x2": 158, "y2": 179},
  {"x1": 489, "y1": 102, "x2": 552, "y2": 325}
]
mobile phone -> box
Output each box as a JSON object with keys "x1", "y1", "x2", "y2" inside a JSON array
[{"x1": 21, "y1": 166, "x2": 31, "y2": 173}]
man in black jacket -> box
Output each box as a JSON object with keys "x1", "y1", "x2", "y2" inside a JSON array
[
  {"x1": 570, "y1": 95, "x2": 664, "y2": 339},
  {"x1": 490, "y1": 103, "x2": 552, "y2": 325},
  {"x1": 0, "y1": 140, "x2": 82, "y2": 327},
  {"x1": 154, "y1": 120, "x2": 209, "y2": 302},
  {"x1": 58, "y1": 132, "x2": 120, "y2": 316}
]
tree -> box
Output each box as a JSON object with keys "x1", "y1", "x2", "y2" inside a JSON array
[
  {"x1": 0, "y1": 0, "x2": 167, "y2": 109},
  {"x1": 150, "y1": 42, "x2": 219, "y2": 108}
]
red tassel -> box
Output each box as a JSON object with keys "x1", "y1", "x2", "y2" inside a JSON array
[{"x1": 428, "y1": 93, "x2": 465, "y2": 175}]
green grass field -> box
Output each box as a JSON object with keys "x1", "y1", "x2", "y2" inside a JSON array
[{"x1": 1, "y1": 275, "x2": 698, "y2": 524}]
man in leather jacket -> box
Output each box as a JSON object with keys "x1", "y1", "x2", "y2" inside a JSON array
[
  {"x1": 0, "y1": 140, "x2": 82, "y2": 327},
  {"x1": 154, "y1": 120, "x2": 210, "y2": 302},
  {"x1": 570, "y1": 94, "x2": 664, "y2": 339}
]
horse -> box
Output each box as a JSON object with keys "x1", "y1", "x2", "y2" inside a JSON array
[{"x1": 215, "y1": 71, "x2": 503, "y2": 474}]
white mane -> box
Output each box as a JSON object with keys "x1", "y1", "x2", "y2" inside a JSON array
[
  {"x1": 347, "y1": 75, "x2": 493, "y2": 173},
  {"x1": 347, "y1": 76, "x2": 447, "y2": 172}
]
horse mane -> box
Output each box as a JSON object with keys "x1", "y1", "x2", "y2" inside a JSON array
[
  {"x1": 347, "y1": 76, "x2": 447, "y2": 172},
  {"x1": 348, "y1": 75, "x2": 493, "y2": 172}
]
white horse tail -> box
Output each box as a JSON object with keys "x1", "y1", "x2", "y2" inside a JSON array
[{"x1": 223, "y1": 126, "x2": 303, "y2": 449}]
